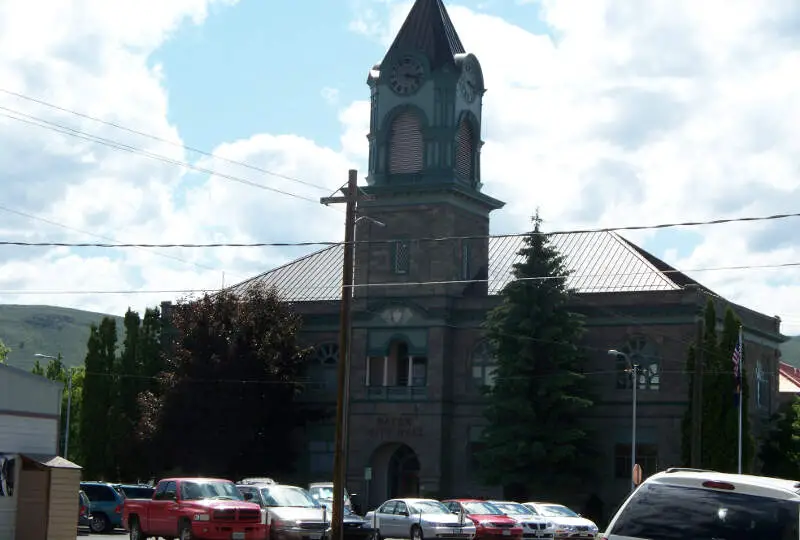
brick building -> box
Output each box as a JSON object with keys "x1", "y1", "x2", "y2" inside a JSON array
[{"x1": 224, "y1": 0, "x2": 787, "y2": 514}]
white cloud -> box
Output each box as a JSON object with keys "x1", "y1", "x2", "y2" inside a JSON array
[{"x1": 3, "y1": 0, "x2": 800, "y2": 340}]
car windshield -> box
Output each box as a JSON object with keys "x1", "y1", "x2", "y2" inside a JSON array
[
  {"x1": 310, "y1": 485, "x2": 349, "y2": 500},
  {"x1": 409, "y1": 501, "x2": 450, "y2": 514},
  {"x1": 462, "y1": 502, "x2": 503, "y2": 515},
  {"x1": 609, "y1": 482, "x2": 800, "y2": 540},
  {"x1": 181, "y1": 481, "x2": 243, "y2": 501},
  {"x1": 262, "y1": 486, "x2": 317, "y2": 508},
  {"x1": 539, "y1": 505, "x2": 578, "y2": 518},
  {"x1": 493, "y1": 503, "x2": 533, "y2": 515}
]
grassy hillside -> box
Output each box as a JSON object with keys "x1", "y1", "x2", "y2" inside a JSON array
[
  {"x1": 780, "y1": 335, "x2": 800, "y2": 369},
  {"x1": 0, "y1": 304, "x2": 123, "y2": 371}
]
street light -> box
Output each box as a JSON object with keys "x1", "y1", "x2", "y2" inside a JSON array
[
  {"x1": 608, "y1": 349, "x2": 638, "y2": 492},
  {"x1": 35, "y1": 353, "x2": 72, "y2": 459}
]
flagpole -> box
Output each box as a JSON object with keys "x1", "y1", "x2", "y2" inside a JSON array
[{"x1": 737, "y1": 325, "x2": 743, "y2": 475}]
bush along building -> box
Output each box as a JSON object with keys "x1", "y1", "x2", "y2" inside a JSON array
[{"x1": 168, "y1": 0, "x2": 787, "y2": 513}]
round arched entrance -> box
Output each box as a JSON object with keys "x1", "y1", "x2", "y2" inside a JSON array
[{"x1": 368, "y1": 443, "x2": 420, "y2": 504}]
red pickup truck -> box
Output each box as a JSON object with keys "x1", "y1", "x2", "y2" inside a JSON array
[{"x1": 122, "y1": 477, "x2": 267, "y2": 540}]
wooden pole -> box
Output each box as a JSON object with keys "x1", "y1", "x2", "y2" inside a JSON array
[{"x1": 322, "y1": 170, "x2": 358, "y2": 540}]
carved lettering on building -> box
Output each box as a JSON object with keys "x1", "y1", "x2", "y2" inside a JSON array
[{"x1": 366, "y1": 416, "x2": 423, "y2": 438}]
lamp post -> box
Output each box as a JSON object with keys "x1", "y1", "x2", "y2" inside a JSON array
[
  {"x1": 608, "y1": 349, "x2": 638, "y2": 492},
  {"x1": 35, "y1": 353, "x2": 71, "y2": 458}
]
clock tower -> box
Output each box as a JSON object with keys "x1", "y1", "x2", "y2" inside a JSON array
[{"x1": 356, "y1": 0, "x2": 505, "y2": 298}]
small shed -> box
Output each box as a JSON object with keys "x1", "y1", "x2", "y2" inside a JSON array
[
  {"x1": 0, "y1": 362, "x2": 81, "y2": 540},
  {"x1": 16, "y1": 454, "x2": 82, "y2": 540}
]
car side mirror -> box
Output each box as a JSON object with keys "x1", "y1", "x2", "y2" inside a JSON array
[
  {"x1": 399, "y1": 511, "x2": 409, "y2": 517},
  {"x1": 451, "y1": 511, "x2": 459, "y2": 515}
]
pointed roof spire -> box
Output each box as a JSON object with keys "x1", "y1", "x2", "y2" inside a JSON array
[{"x1": 383, "y1": 0, "x2": 466, "y2": 70}]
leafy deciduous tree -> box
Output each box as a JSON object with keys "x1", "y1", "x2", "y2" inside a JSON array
[
  {"x1": 759, "y1": 396, "x2": 800, "y2": 479},
  {"x1": 139, "y1": 285, "x2": 312, "y2": 479}
]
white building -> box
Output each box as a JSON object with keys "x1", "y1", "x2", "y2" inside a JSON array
[{"x1": 0, "y1": 362, "x2": 81, "y2": 540}]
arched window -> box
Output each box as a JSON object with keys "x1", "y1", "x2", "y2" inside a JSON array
[
  {"x1": 455, "y1": 119, "x2": 474, "y2": 182},
  {"x1": 471, "y1": 340, "x2": 497, "y2": 389},
  {"x1": 388, "y1": 111, "x2": 424, "y2": 174},
  {"x1": 307, "y1": 343, "x2": 339, "y2": 390},
  {"x1": 615, "y1": 335, "x2": 661, "y2": 391}
]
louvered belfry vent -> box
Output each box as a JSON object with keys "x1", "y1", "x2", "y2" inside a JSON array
[
  {"x1": 389, "y1": 111, "x2": 424, "y2": 174},
  {"x1": 455, "y1": 119, "x2": 473, "y2": 181}
]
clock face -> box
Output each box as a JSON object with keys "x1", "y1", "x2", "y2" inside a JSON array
[
  {"x1": 389, "y1": 56, "x2": 424, "y2": 95},
  {"x1": 458, "y1": 58, "x2": 480, "y2": 103}
]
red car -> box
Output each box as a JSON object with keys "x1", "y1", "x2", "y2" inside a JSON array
[{"x1": 442, "y1": 500, "x2": 523, "y2": 540}]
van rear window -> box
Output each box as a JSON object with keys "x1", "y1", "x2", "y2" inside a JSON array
[{"x1": 609, "y1": 483, "x2": 800, "y2": 540}]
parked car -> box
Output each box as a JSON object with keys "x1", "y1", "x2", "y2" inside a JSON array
[
  {"x1": 315, "y1": 499, "x2": 376, "y2": 540},
  {"x1": 237, "y1": 481, "x2": 328, "y2": 540},
  {"x1": 113, "y1": 483, "x2": 155, "y2": 500},
  {"x1": 308, "y1": 481, "x2": 353, "y2": 511},
  {"x1": 122, "y1": 477, "x2": 266, "y2": 540},
  {"x1": 365, "y1": 498, "x2": 476, "y2": 540},
  {"x1": 80, "y1": 481, "x2": 125, "y2": 533},
  {"x1": 77, "y1": 490, "x2": 93, "y2": 530},
  {"x1": 521, "y1": 503, "x2": 597, "y2": 539},
  {"x1": 442, "y1": 499, "x2": 523, "y2": 540},
  {"x1": 487, "y1": 501, "x2": 553, "y2": 539},
  {"x1": 600, "y1": 468, "x2": 800, "y2": 539}
]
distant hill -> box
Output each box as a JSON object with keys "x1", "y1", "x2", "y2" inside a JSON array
[
  {"x1": 0, "y1": 305, "x2": 123, "y2": 372},
  {"x1": 781, "y1": 335, "x2": 800, "y2": 369}
]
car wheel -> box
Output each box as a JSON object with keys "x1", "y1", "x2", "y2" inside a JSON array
[
  {"x1": 179, "y1": 521, "x2": 193, "y2": 540},
  {"x1": 411, "y1": 524, "x2": 424, "y2": 540},
  {"x1": 129, "y1": 518, "x2": 147, "y2": 540},
  {"x1": 90, "y1": 513, "x2": 110, "y2": 534}
]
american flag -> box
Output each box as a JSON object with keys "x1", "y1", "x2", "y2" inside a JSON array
[{"x1": 732, "y1": 328, "x2": 743, "y2": 404}]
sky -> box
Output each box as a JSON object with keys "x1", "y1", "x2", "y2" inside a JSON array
[{"x1": 1, "y1": 0, "x2": 800, "y2": 333}]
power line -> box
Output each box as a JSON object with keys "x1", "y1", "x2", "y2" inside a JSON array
[
  {"x1": 0, "y1": 204, "x2": 229, "y2": 276},
  {"x1": 0, "y1": 87, "x2": 334, "y2": 193},
  {"x1": 1, "y1": 259, "x2": 799, "y2": 295},
  {"x1": 0, "y1": 108, "x2": 326, "y2": 206},
  {"x1": 1, "y1": 210, "x2": 797, "y2": 249}
]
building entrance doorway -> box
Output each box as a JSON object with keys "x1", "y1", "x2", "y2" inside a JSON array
[
  {"x1": 368, "y1": 443, "x2": 421, "y2": 504},
  {"x1": 388, "y1": 444, "x2": 420, "y2": 498}
]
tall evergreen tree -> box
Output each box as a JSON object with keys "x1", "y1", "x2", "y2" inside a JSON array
[
  {"x1": 80, "y1": 317, "x2": 117, "y2": 479},
  {"x1": 475, "y1": 213, "x2": 594, "y2": 499},
  {"x1": 759, "y1": 396, "x2": 800, "y2": 479},
  {"x1": 113, "y1": 309, "x2": 142, "y2": 480},
  {"x1": 680, "y1": 301, "x2": 754, "y2": 472}
]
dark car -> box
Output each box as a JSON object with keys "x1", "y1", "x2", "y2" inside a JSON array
[
  {"x1": 317, "y1": 498, "x2": 376, "y2": 540},
  {"x1": 78, "y1": 490, "x2": 93, "y2": 530}
]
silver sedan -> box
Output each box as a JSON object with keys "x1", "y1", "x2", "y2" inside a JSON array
[{"x1": 365, "y1": 498, "x2": 476, "y2": 540}]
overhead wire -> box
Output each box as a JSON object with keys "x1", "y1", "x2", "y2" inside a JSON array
[
  {"x1": 0, "y1": 87, "x2": 334, "y2": 193},
  {"x1": 0, "y1": 259, "x2": 797, "y2": 295},
  {"x1": 0, "y1": 203, "x2": 230, "y2": 277},
  {"x1": 0, "y1": 107, "x2": 327, "y2": 206},
  {"x1": 0, "y1": 210, "x2": 798, "y2": 249}
]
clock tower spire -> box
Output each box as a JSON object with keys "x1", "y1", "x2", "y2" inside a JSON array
[{"x1": 357, "y1": 0, "x2": 504, "y2": 298}]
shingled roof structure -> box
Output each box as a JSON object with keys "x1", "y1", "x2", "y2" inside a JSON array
[{"x1": 227, "y1": 231, "x2": 692, "y2": 302}]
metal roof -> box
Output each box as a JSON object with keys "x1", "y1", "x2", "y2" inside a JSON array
[
  {"x1": 382, "y1": 0, "x2": 466, "y2": 71},
  {"x1": 227, "y1": 231, "x2": 683, "y2": 302}
]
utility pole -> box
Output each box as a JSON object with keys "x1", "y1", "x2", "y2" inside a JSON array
[
  {"x1": 690, "y1": 316, "x2": 704, "y2": 468},
  {"x1": 320, "y1": 169, "x2": 363, "y2": 540}
]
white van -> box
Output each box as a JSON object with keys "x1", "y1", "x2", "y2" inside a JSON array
[{"x1": 601, "y1": 468, "x2": 800, "y2": 539}]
